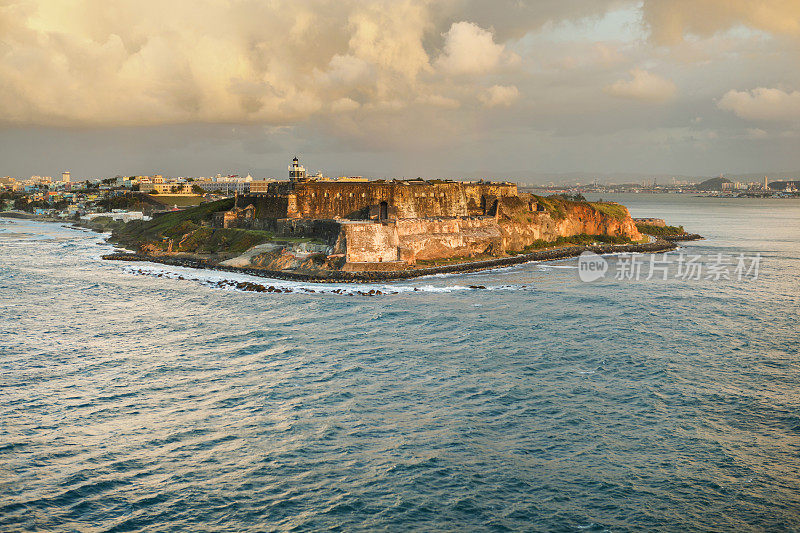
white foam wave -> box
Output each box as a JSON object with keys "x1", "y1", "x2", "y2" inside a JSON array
[{"x1": 118, "y1": 262, "x2": 536, "y2": 297}]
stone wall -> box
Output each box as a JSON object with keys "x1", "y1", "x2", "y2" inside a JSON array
[
  {"x1": 395, "y1": 217, "x2": 503, "y2": 262},
  {"x1": 339, "y1": 217, "x2": 503, "y2": 264},
  {"x1": 239, "y1": 180, "x2": 517, "y2": 220},
  {"x1": 341, "y1": 222, "x2": 399, "y2": 263},
  {"x1": 239, "y1": 194, "x2": 289, "y2": 220}
]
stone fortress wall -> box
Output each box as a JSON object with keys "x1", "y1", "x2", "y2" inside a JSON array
[
  {"x1": 219, "y1": 158, "x2": 641, "y2": 269},
  {"x1": 243, "y1": 180, "x2": 518, "y2": 220}
]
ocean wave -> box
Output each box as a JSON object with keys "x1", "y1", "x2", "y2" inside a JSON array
[{"x1": 118, "y1": 263, "x2": 535, "y2": 296}]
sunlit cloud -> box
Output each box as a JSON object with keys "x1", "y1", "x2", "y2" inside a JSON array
[
  {"x1": 642, "y1": 0, "x2": 800, "y2": 44},
  {"x1": 718, "y1": 88, "x2": 800, "y2": 121},
  {"x1": 480, "y1": 85, "x2": 520, "y2": 108},
  {"x1": 604, "y1": 69, "x2": 677, "y2": 103},
  {"x1": 1, "y1": 0, "x2": 800, "y2": 176}
]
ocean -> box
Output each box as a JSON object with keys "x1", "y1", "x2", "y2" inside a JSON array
[{"x1": 1, "y1": 194, "x2": 798, "y2": 531}]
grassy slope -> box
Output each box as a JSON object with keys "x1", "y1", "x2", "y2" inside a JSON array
[
  {"x1": 588, "y1": 202, "x2": 628, "y2": 220},
  {"x1": 509, "y1": 233, "x2": 632, "y2": 254},
  {"x1": 530, "y1": 195, "x2": 629, "y2": 222},
  {"x1": 112, "y1": 198, "x2": 322, "y2": 255},
  {"x1": 636, "y1": 223, "x2": 686, "y2": 236},
  {"x1": 113, "y1": 199, "x2": 264, "y2": 254}
]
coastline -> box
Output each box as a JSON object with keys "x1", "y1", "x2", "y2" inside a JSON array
[
  {"x1": 2, "y1": 211, "x2": 702, "y2": 282},
  {"x1": 101, "y1": 237, "x2": 691, "y2": 283}
]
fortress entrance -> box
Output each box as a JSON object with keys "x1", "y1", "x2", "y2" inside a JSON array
[{"x1": 379, "y1": 201, "x2": 388, "y2": 221}]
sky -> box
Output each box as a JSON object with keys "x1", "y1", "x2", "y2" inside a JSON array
[{"x1": 1, "y1": 0, "x2": 799, "y2": 182}]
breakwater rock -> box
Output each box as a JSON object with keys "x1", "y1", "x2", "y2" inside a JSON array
[{"x1": 102, "y1": 237, "x2": 684, "y2": 283}]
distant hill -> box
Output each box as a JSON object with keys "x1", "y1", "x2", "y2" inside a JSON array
[
  {"x1": 694, "y1": 177, "x2": 732, "y2": 191},
  {"x1": 768, "y1": 180, "x2": 799, "y2": 190}
]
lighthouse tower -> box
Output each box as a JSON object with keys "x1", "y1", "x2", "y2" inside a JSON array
[{"x1": 289, "y1": 156, "x2": 307, "y2": 182}]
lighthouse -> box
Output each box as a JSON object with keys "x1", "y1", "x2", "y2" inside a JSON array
[{"x1": 289, "y1": 156, "x2": 307, "y2": 182}]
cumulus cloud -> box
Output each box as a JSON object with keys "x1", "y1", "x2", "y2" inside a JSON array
[
  {"x1": 0, "y1": 0, "x2": 459, "y2": 127},
  {"x1": 480, "y1": 85, "x2": 520, "y2": 108},
  {"x1": 1, "y1": 0, "x2": 798, "y2": 171},
  {"x1": 0, "y1": 1, "x2": 541, "y2": 129},
  {"x1": 642, "y1": 0, "x2": 800, "y2": 44},
  {"x1": 604, "y1": 69, "x2": 677, "y2": 103},
  {"x1": 717, "y1": 88, "x2": 800, "y2": 121},
  {"x1": 435, "y1": 21, "x2": 510, "y2": 75}
]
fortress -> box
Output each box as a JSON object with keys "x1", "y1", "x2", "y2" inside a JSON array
[
  {"x1": 229, "y1": 157, "x2": 519, "y2": 220},
  {"x1": 215, "y1": 158, "x2": 642, "y2": 270}
]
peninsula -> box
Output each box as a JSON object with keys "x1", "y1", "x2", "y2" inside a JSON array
[{"x1": 103, "y1": 158, "x2": 695, "y2": 281}]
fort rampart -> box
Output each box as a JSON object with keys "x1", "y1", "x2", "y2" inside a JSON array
[{"x1": 240, "y1": 180, "x2": 517, "y2": 220}]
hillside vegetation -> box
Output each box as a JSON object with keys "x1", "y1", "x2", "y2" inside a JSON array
[
  {"x1": 589, "y1": 202, "x2": 629, "y2": 221},
  {"x1": 529, "y1": 195, "x2": 629, "y2": 222},
  {"x1": 113, "y1": 198, "x2": 233, "y2": 247},
  {"x1": 636, "y1": 223, "x2": 686, "y2": 236},
  {"x1": 112, "y1": 199, "x2": 273, "y2": 254},
  {"x1": 510, "y1": 233, "x2": 632, "y2": 254},
  {"x1": 111, "y1": 198, "x2": 327, "y2": 255}
]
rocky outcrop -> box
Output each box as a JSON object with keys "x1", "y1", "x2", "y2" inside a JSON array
[{"x1": 495, "y1": 195, "x2": 642, "y2": 252}]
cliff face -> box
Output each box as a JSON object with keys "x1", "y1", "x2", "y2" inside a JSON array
[{"x1": 495, "y1": 196, "x2": 642, "y2": 252}]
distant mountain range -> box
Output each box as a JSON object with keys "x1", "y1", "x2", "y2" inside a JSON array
[
  {"x1": 692, "y1": 177, "x2": 799, "y2": 191},
  {"x1": 470, "y1": 171, "x2": 800, "y2": 187}
]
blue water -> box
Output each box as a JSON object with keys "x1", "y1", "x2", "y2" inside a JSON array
[{"x1": 1, "y1": 195, "x2": 799, "y2": 532}]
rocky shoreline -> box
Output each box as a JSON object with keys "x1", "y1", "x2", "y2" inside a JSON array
[{"x1": 101, "y1": 237, "x2": 691, "y2": 283}]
